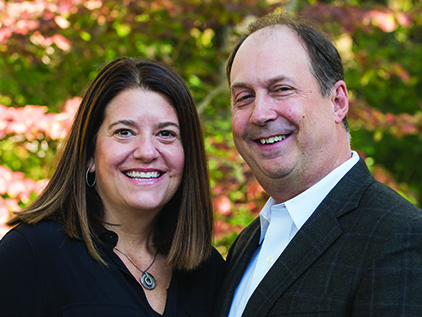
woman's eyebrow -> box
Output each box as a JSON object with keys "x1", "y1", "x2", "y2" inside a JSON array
[
  {"x1": 107, "y1": 119, "x2": 136, "y2": 130},
  {"x1": 107, "y1": 120, "x2": 180, "y2": 130},
  {"x1": 157, "y1": 122, "x2": 180, "y2": 130}
]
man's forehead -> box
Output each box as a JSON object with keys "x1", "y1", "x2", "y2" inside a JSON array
[
  {"x1": 243, "y1": 25, "x2": 298, "y2": 46},
  {"x1": 230, "y1": 26, "x2": 311, "y2": 88}
]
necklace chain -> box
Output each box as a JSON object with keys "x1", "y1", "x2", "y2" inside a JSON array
[{"x1": 114, "y1": 247, "x2": 158, "y2": 290}]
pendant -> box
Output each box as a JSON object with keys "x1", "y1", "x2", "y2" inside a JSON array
[{"x1": 141, "y1": 272, "x2": 156, "y2": 290}]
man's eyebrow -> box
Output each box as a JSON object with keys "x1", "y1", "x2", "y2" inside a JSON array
[
  {"x1": 265, "y1": 75, "x2": 288, "y2": 86},
  {"x1": 231, "y1": 75, "x2": 288, "y2": 91},
  {"x1": 230, "y1": 81, "x2": 249, "y2": 91}
]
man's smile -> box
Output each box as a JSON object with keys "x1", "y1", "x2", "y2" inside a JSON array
[{"x1": 258, "y1": 134, "x2": 289, "y2": 145}]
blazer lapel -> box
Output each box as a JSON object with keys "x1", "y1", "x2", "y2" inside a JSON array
[
  {"x1": 242, "y1": 158, "x2": 375, "y2": 316},
  {"x1": 243, "y1": 203, "x2": 342, "y2": 316}
]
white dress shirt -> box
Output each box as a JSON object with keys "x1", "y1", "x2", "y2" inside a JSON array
[{"x1": 229, "y1": 151, "x2": 359, "y2": 317}]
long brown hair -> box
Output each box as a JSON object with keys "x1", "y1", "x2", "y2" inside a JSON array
[{"x1": 8, "y1": 57, "x2": 213, "y2": 270}]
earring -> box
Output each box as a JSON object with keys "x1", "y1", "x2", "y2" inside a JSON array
[{"x1": 86, "y1": 164, "x2": 96, "y2": 187}]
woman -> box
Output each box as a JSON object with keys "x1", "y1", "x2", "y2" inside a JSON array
[{"x1": 0, "y1": 57, "x2": 226, "y2": 316}]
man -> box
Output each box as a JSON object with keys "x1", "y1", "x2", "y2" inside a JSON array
[{"x1": 214, "y1": 13, "x2": 422, "y2": 316}]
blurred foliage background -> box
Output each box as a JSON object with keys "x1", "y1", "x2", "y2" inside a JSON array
[{"x1": 1, "y1": 0, "x2": 421, "y2": 257}]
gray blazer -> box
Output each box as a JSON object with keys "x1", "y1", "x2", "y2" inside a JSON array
[{"x1": 214, "y1": 158, "x2": 422, "y2": 316}]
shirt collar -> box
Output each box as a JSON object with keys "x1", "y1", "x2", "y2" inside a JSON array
[
  {"x1": 259, "y1": 151, "x2": 359, "y2": 243},
  {"x1": 98, "y1": 227, "x2": 119, "y2": 248},
  {"x1": 258, "y1": 197, "x2": 277, "y2": 243}
]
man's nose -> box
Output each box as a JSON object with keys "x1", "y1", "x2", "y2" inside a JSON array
[{"x1": 249, "y1": 94, "x2": 278, "y2": 126}]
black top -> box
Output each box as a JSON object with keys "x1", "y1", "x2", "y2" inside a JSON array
[{"x1": 0, "y1": 221, "x2": 226, "y2": 316}]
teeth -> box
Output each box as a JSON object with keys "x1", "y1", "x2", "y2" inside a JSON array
[
  {"x1": 125, "y1": 171, "x2": 160, "y2": 179},
  {"x1": 259, "y1": 135, "x2": 286, "y2": 145}
]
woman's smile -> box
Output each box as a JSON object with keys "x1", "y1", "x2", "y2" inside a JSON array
[{"x1": 91, "y1": 88, "x2": 185, "y2": 216}]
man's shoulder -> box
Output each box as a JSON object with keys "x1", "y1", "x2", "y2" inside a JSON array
[
  {"x1": 360, "y1": 179, "x2": 422, "y2": 228},
  {"x1": 329, "y1": 158, "x2": 421, "y2": 217},
  {"x1": 236, "y1": 217, "x2": 260, "y2": 241},
  {"x1": 361, "y1": 178, "x2": 421, "y2": 214},
  {"x1": 333, "y1": 172, "x2": 422, "y2": 242},
  {"x1": 228, "y1": 218, "x2": 260, "y2": 258}
]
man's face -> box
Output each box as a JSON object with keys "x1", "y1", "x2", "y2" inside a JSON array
[{"x1": 230, "y1": 26, "x2": 348, "y2": 202}]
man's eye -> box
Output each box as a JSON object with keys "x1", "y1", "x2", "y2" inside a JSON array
[
  {"x1": 274, "y1": 86, "x2": 292, "y2": 93},
  {"x1": 237, "y1": 95, "x2": 251, "y2": 102},
  {"x1": 234, "y1": 94, "x2": 253, "y2": 106}
]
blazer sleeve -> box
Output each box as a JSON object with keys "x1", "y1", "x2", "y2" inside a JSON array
[
  {"x1": 352, "y1": 220, "x2": 422, "y2": 316},
  {"x1": 0, "y1": 228, "x2": 43, "y2": 316}
]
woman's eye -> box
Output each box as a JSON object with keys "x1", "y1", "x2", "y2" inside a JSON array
[
  {"x1": 158, "y1": 130, "x2": 177, "y2": 138},
  {"x1": 115, "y1": 129, "x2": 133, "y2": 136}
]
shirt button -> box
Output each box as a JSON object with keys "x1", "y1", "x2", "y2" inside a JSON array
[{"x1": 267, "y1": 256, "x2": 274, "y2": 263}]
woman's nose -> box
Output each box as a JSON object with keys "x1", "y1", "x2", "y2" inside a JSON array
[{"x1": 133, "y1": 136, "x2": 159, "y2": 162}]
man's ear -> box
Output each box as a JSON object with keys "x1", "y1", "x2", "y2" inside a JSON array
[{"x1": 331, "y1": 80, "x2": 349, "y2": 124}]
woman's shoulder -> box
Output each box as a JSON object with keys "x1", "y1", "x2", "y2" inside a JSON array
[
  {"x1": 0, "y1": 220, "x2": 66, "y2": 250},
  {"x1": 0, "y1": 221, "x2": 66, "y2": 279},
  {"x1": 181, "y1": 247, "x2": 227, "y2": 282},
  {"x1": 172, "y1": 247, "x2": 226, "y2": 315},
  {"x1": 210, "y1": 246, "x2": 226, "y2": 268},
  {"x1": 198, "y1": 247, "x2": 226, "y2": 272}
]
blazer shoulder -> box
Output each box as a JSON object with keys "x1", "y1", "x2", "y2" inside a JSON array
[
  {"x1": 327, "y1": 158, "x2": 421, "y2": 220},
  {"x1": 359, "y1": 179, "x2": 422, "y2": 229},
  {"x1": 366, "y1": 179, "x2": 420, "y2": 208},
  {"x1": 227, "y1": 217, "x2": 260, "y2": 260},
  {"x1": 335, "y1": 167, "x2": 422, "y2": 247}
]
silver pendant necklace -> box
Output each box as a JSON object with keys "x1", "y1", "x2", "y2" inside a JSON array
[{"x1": 114, "y1": 247, "x2": 158, "y2": 290}]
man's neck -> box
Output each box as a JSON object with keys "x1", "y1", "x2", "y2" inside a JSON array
[{"x1": 266, "y1": 150, "x2": 354, "y2": 204}]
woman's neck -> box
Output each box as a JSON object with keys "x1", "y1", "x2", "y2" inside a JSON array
[{"x1": 103, "y1": 209, "x2": 159, "y2": 254}]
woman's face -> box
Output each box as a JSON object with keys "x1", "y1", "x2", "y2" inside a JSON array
[{"x1": 90, "y1": 88, "x2": 184, "y2": 218}]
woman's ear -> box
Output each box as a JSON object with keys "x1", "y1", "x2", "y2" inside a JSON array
[
  {"x1": 87, "y1": 158, "x2": 96, "y2": 173},
  {"x1": 331, "y1": 80, "x2": 349, "y2": 125}
]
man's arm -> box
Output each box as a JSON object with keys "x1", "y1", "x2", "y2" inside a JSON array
[{"x1": 352, "y1": 223, "x2": 422, "y2": 315}]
